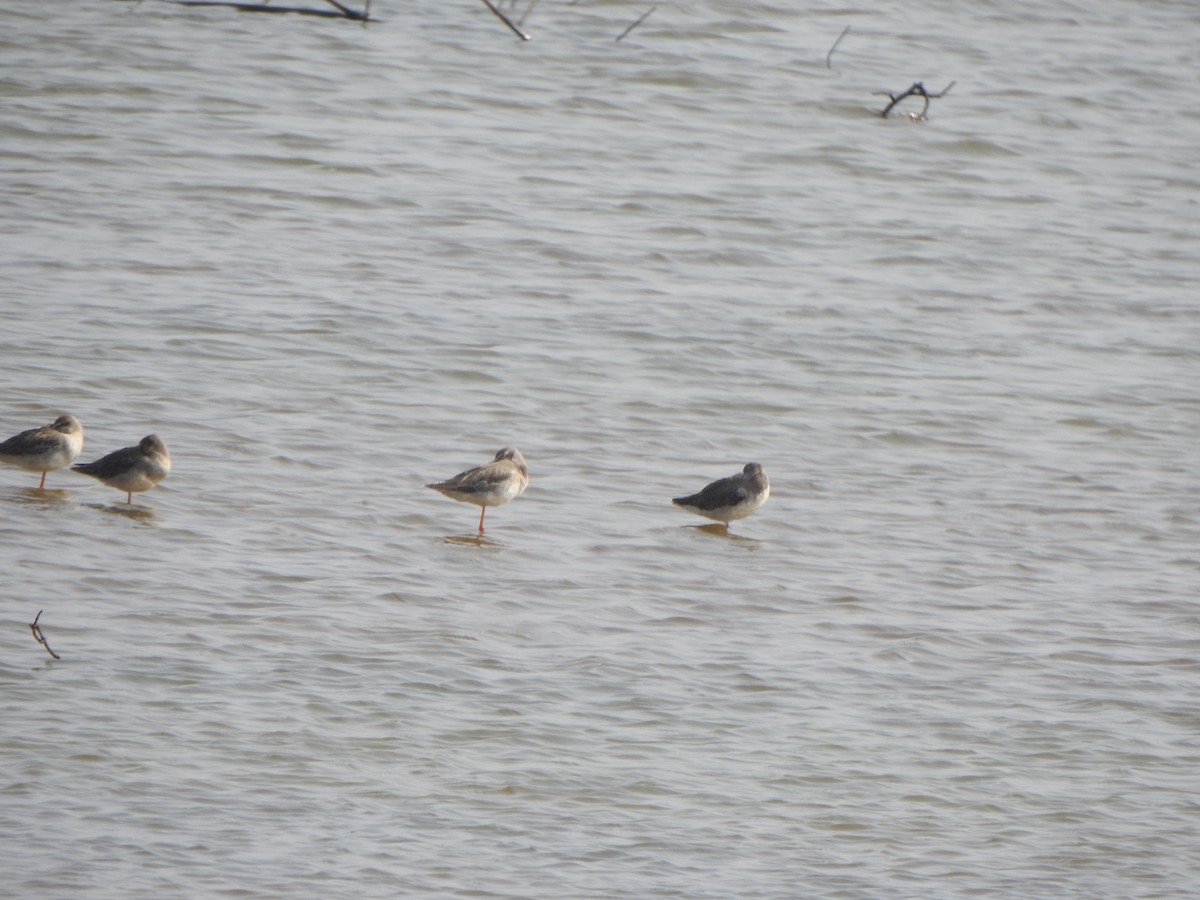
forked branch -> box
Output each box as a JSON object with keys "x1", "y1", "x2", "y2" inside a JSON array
[
  {"x1": 29, "y1": 610, "x2": 60, "y2": 660},
  {"x1": 876, "y1": 81, "x2": 956, "y2": 119}
]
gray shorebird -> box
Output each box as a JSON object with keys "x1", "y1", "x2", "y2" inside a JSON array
[
  {"x1": 0, "y1": 414, "x2": 85, "y2": 489},
  {"x1": 73, "y1": 434, "x2": 171, "y2": 504},
  {"x1": 426, "y1": 446, "x2": 529, "y2": 533},
  {"x1": 672, "y1": 463, "x2": 770, "y2": 528}
]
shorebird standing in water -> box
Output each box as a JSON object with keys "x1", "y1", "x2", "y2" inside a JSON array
[
  {"x1": 73, "y1": 434, "x2": 172, "y2": 504},
  {"x1": 672, "y1": 463, "x2": 770, "y2": 530},
  {"x1": 426, "y1": 446, "x2": 529, "y2": 533},
  {"x1": 0, "y1": 414, "x2": 85, "y2": 489}
]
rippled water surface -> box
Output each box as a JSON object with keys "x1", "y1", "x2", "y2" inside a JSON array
[{"x1": 2, "y1": 1, "x2": 1198, "y2": 897}]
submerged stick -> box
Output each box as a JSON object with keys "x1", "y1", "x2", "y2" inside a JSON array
[
  {"x1": 616, "y1": 5, "x2": 656, "y2": 43},
  {"x1": 481, "y1": 0, "x2": 531, "y2": 40},
  {"x1": 876, "y1": 80, "x2": 955, "y2": 118},
  {"x1": 29, "y1": 610, "x2": 60, "y2": 660},
  {"x1": 165, "y1": 0, "x2": 373, "y2": 19},
  {"x1": 826, "y1": 25, "x2": 850, "y2": 69}
]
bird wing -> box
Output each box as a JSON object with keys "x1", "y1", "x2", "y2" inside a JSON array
[
  {"x1": 675, "y1": 475, "x2": 747, "y2": 509},
  {"x1": 438, "y1": 461, "x2": 513, "y2": 494},
  {"x1": 0, "y1": 427, "x2": 57, "y2": 456},
  {"x1": 74, "y1": 445, "x2": 142, "y2": 478}
]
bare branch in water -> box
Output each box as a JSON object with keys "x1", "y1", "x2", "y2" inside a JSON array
[
  {"x1": 826, "y1": 26, "x2": 850, "y2": 69},
  {"x1": 29, "y1": 610, "x2": 60, "y2": 660},
  {"x1": 616, "y1": 6, "x2": 656, "y2": 43},
  {"x1": 481, "y1": 0, "x2": 531, "y2": 40},
  {"x1": 876, "y1": 81, "x2": 955, "y2": 119},
  {"x1": 161, "y1": 0, "x2": 374, "y2": 19}
]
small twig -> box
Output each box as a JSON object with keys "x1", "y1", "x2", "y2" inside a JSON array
[
  {"x1": 876, "y1": 80, "x2": 955, "y2": 119},
  {"x1": 481, "y1": 0, "x2": 531, "y2": 40},
  {"x1": 517, "y1": 0, "x2": 538, "y2": 29},
  {"x1": 616, "y1": 5, "x2": 656, "y2": 43},
  {"x1": 825, "y1": 25, "x2": 850, "y2": 69},
  {"x1": 164, "y1": 0, "x2": 372, "y2": 19},
  {"x1": 29, "y1": 610, "x2": 60, "y2": 660}
]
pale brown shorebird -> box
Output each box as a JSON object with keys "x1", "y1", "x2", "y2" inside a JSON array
[
  {"x1": 426, "y1": 446, "x2": 529, "y2": 533},
  {"x1": 73, "y1": 434, "x2": 172, "y2": 504},
  {"x1": 0, "y1": 414, "x2": 85, "y2": 489},
  {"x1": 672, "y1": 463, "x2": 770, "y2": 529}
]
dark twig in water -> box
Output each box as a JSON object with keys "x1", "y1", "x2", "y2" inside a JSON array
[
  {"x1": 616, "y1": 5, "x2": 656, "y2": 43},
  {"x1": 876, "y1": 80, "x2": 955, "y2": 119},
  {"x1": 29, "y1": 610, "x2": 60, "y2": 660},
  {"x1": 161, "y1": 0, "x2": 373, "y2": 19},
  {"x1": 825, "y1": 25, "x2": 850, "y2": 69},
  {"x1": 481, "y1": 0, "x2": 531, "y2": 40}
]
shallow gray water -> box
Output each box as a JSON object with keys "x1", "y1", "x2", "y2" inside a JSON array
[{"x1": 2, "y1": 1, "x2": 1198, "y2": 897}]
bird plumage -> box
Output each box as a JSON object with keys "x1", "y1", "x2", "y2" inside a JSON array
[
  {"x1": 0, "y1": 414, "x2": 85, "y2": 488},
  {"x1": 672, "y1": 462, "x2": 770, "y2": 525},
  {"x1": 73, "y1": 434, "x2": 171, "y2": 503},
  {"x1": 426, "y1": 447, "x2": 529, "y2": 532}
]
